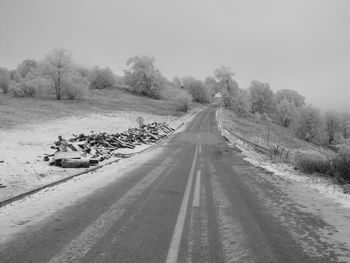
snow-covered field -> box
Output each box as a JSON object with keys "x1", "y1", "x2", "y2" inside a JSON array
[
  {"x1": 0, "y1": 110, "x2": 196, "y2": 202},
  {"x1": 0, "y1": 143, "x2": 166, "y2": 245}
]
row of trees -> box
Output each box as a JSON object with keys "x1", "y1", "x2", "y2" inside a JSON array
[
  {"x1": 203, "y1": 65, "x2": 350, "y2": 147},
  {"x1": 0, "y1": 48, "x2": 205, "y2": 113},
  {"x1": 0, "y1": 48, "x2": 119, "y2": 100},
  {"x1": 1, "y1": 49, "x2": 349, "y2": 142}
]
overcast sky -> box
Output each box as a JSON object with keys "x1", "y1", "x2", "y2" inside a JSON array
[{"x1": 1, "y1": 0, "x2": 349, "y2": 112}]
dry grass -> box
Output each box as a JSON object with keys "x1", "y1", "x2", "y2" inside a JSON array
[
  {"x1": 222, "y1": 108, "x2": 332, "y2": 153},
  {"x1": 221, "y1": 108, "x2": 350, "y2": 181},
  {"x1": 0, "y1": 88, "x2": 195, "y2": 130}
]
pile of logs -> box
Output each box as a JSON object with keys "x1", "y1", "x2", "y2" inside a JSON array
[{"x1": 45, "y1": 122, "x2": 174, "y2": 168}]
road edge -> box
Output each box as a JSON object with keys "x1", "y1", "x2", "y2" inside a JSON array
[{"x1": 0, "y1": 107, "x2": 205, "y2": 208}]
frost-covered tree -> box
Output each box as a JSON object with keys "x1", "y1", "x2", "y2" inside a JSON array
[
  {"x1": 172, "y1": 76, "x2": 182, "y2": 89},
  {"x1": 9, "y1": 69, "x2": 22, "y2": 82},
  {"x1": 41, "y1": 48, "x2": 73, "y2": 100},
  {"x1": 183, "y1": 77, "x2": 210, "y2": 103},
  {"x1": 0, "y1": 68, "x2": 10, "y2": 93},
  {"x1": 249, "y1": 80, "x2": 274, "y2": 114},
  {"x1": 341, "y1": 113, "x2": 350, "y2": 139},
  {"x1": 17, "y1": 59, "x2": 38, "y2": 78},
  {"x1": 324, "y1": 111, "x2": 341, "y2": 145},
  {"x1": 274, "y1": 89, "x2": 305, "y2": 108},
  {"x1": 214, "y1": 65, "x2": 239, "y2": 98},
  {"x1": 37, "y1": 48, "x2": 89, "y2": 100},
  {"x1": 275, "y1": 98, "x2": 297, "y2": 127},
  {"x1": 89, "y1": 66, "x2": 115, "y2": 89},
  {"x1": 230, "y1": 88, "x2": 251, "y2": 117},
  {"x1": 293, "y1": 106, "x2": 322, "y2": 142},
  {"x1": 124, "y1": 55, "x2": 164, "y2": 99},
  {"x1": 204, "y1": 76, "x2": 218, "y2": 96}
]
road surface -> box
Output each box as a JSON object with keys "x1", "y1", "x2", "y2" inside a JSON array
[{"x1": 0, "y1": 106, "x2": 348, "y2": 262}]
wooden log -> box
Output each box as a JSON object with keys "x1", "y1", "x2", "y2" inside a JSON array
[
  {"x1": 89, "y1": 159, "x2": 99, "y2": 165},
  {"x1": 54, "y1": 151, "x2": 82, "y2": 161},
  {"x1": 61, "y1": 158, "x2": 90, "y2": 168}
]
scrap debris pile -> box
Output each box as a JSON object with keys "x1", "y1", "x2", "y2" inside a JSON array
[{"x1": 44, "y1": 122, "x2": 175, "y2": 168}]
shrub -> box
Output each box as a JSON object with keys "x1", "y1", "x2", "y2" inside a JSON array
[
  {"x1": 21, "y1": 83, "x2": 37, "y2": 97},
  {"x1": 89, "y1": 67, "x2": 115, "y2": 89},
  {"x1": 333, "y1": 145, "x2": 350, "y2": 181},
  {"x1": 62, "y1": 74, "x2": 89, "y2": 100},
  {"x1": 292, "y1": 149, "x2": 331, "y2": 174},
  {"x1": 13, "y1": 76, "x2": 50, "y2": 98},
  {"x1": 9, "y1": 83, "x2": 25, "y2": 97},
  {"x1": 160, "y1": 83, "x2": 192, "y2": 113},
  {"x1": 18, "y1": 81, "x2": 37, "y2": 97}
]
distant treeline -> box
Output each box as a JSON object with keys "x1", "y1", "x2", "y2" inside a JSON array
[{"x1": 0, "y1": 47, "x2": 349, "y2": 148}]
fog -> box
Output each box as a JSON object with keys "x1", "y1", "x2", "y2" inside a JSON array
[{"x1": 0, "y1": 0, "x2": 349, "y2": 112}]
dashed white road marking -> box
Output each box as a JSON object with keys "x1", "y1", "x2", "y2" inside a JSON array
[
  {"x1": 192, "y1": 170, "x2": 201, "y2": 207},
  {"x1": 199, "y1": 145, "x2": 202, "y2": 154},
  {"x1": 48, "y1": 157, "x2": 173, "y2": 263},
  {"x1": 166, "y1": 146, "x2": 199, "y2": 263}
]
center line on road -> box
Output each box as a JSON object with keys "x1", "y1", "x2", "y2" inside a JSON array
[
  {"x1": 199, "y1": 145, "x2": 202, "y2": 154},
  {"x1": 192, "y1": 169, "x2": 201, "y2": 207},
  {"x1": 166, "y1": 146, "x2": 199, "y2": 263}
]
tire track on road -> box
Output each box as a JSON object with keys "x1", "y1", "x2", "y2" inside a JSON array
[{"x1": 48, "y1": 156, "x2": 175, "y2": 263}]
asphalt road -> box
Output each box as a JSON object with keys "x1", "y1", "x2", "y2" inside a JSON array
[{"x1": 0, "y1": 106, "x2": 345, "y2": 262}]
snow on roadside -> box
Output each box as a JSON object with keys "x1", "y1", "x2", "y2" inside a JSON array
[
  {"x1": 0, "y1": 144, "x2": 164, "y2": 245},
  {"x1": 0, "y1": 111, "x2": 190, "y2": 202},
  {"x1": 216, "y1": 107, "x2": 350, "y2": 208},
  {"x1": 217, "y1": 108, "x2": 350, "y2": 207},
  {"x1": 217, "y1": 108, "x2": 350, "y2": 259},
  {"x1": 238, "y1": 144, "x2": 350, "y2": 208}
]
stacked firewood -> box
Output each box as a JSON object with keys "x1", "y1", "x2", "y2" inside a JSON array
[{"x1": 45, "y1": 122, "x2": 174, "y2": 168}]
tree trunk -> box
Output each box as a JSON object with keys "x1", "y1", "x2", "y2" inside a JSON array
[
  {"x1": 56, "y1": 73, "x2": 61, "y2": 100},
  {"x1": 328, "y1": 131, "x2": 334, "y2": 145}
]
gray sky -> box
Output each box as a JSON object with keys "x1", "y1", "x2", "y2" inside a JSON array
[{"x1": 1, "y1": 0, "x2": 349, "y2": 112}]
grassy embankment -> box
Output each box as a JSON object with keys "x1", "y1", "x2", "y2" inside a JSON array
[
  {"x1": 222, "y1": 108, "x2": 350, "y2": 183},
  {"x1": 222, "y1": 108, "x2": 327, "y2": 152},
  {"x1": 0, "y1": 86, "x2": 195, "y2": 130}
]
